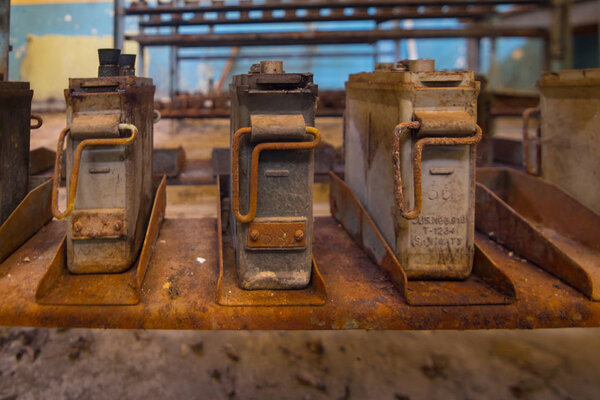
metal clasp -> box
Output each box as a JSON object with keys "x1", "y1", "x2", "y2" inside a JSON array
[
  {"x1": 392, "y1": 121, "x2": 482, "y2": 220},
  {"x1": 231, "y1": 126, "x2": 321, "y2": 224},
  {"x1": 522, "y1": 107, "x2": 541, "y2": 176},
  {"x1": 51, "y1": 123, "x2": 139, "y2": 220}
]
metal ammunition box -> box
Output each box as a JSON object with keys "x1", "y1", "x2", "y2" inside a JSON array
[
  {"x1": 230, "y1": 61, "x2": 318, "y2": 289},
  {"x1": 0, "y1": 81, "x2": 32, "y2": 225},
  {"x1": 345, "y1": 60, "x2": 480, "y2": 280},
  {"x1": 61, "y1": 51, "x2": 155, "y2": 274},
  {"x1": 537, "y1": 69, "x2": 600, "y2": 214}
]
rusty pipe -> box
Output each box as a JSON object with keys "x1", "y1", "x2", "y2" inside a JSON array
[
  {"x1": 393, "y1": 122, "x2": 482, "y2": 220},
  {"x1": 51, "y1": 123, "x2": 139, "y2": 220},
  {"x1": 232, "y1": 126, "x2": 321, "y2": 224},
  {"x1": 522, "y1": 107, "x2": 541, "y2": 176}
]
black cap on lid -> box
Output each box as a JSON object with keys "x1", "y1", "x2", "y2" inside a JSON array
[
  {"x1": 118, "y1": 54, "x2": 136, "y2": 68},
  {"x1": 98, "y1": 48, "x2": 121, "y2": 65}
]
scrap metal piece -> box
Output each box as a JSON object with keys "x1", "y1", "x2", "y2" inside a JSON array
[
  {"x1": 476, "y1": 167, "x2": 600, "y2": 301},
  {"x1": 330, "y1": 172, "x2": 515, "y2": 306},
  {"x1": 0, "y1": 179, "x2": 52, "y2": 264},
  {"x1": 35, "y1": 176, "x2": 166, "y2": 306}
]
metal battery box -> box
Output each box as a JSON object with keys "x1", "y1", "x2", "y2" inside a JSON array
[
  {"x1": 345, "y1": 60, "x2": 480, "y2": 280},
  {"x1": 537, "y1": 69, "x2": 600, "y2": 214},
  {"x1": 0, "y1": 81, "x2": 32, "y2": 225},
  {"x1": 55, "y1": 54, "x2": 155, "y2": 274},
  {"x1": 230, "y1": 61, "x2": 319, "y2": 289}
]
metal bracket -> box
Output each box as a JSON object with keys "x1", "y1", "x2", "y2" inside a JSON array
[
  {"x1": 522, "y1": 107, "x2": 541, "y2": 176},
  {"x1": 51, "y1": 123, "x2": 139, "y2": 220},
  {"x1": 392, "y1": 120, "x2": 482, "y2": 220},
  {"x1": 231, "y1": 125, "x2": 321, "y2": 224}
]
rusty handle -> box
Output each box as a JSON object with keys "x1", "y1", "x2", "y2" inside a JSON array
[
  {"x1": 51, "y1": 123, "x2": 139, "y2": 220},
  {"x1": 393, "y1": 122, "x2": 483, "y2": 220},
  {"x1": 232, "y1": 126, "x2": 321, "y2": 224},
  {"x1": 30, "y1": 114, "x2": 43, "y2": 130},
  {"x1": 522, "y1": 107, "x2": 541, "y2": 176}
]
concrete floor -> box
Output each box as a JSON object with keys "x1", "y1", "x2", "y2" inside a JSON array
[{"x1": 1, "y1": 113, "x2": 597, "y2": 400}]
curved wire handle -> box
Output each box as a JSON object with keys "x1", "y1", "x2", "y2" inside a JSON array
[
  {"x1": 30, "y1": 114, "x2": 43, "y2": 130},
  {"x1": 522, "y1": 107, "x2": 541, "y2": 176},
  {"x1": 51, "y1": 123, "x2": 139, "y2": 220},
  {"x1": 393, "y1": 122, "x2": 483, "y2": 220},
  {"x1": 232, "y1": 126, "x2": 321, "y2": 224}
]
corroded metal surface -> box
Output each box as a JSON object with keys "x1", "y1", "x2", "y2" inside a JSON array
[
  {"x1": 230, "y1": 64, "x2": 319, "y2": 290},
  {"x1": 34, "y1": 176, "x2": 166, "y2": 306},
  {"x1": 330, "y1": 172, "x2": 515, "y2": 306},
  {"x1": 60, "y1": 67, "x2": 156, "y2": 274},
  {"x1": 476, "y1": 167, "x2": 600, "y2": 301},
  {"x1": 0, "y1": 179, "x2": 53, "y2": 264},
  {"x1": 346, "y1": 65, "x2": 480, "y2": 280},
  {"x1": 216, "y1": 174, "x2": 326, "y2": 306},
  {"x1": 2, "y1": 213, "x2": 600, "y2": 330},
  {"x1": 246, "y1": 221, "x2": 307, "y2": 249},
  {"x1": 0, "y1": 81, "x2": 33, "y2": 225}
]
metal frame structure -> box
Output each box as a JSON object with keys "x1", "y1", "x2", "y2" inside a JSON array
[{"x1": 114, "y1": 0, "x2": 574, "y2": 104}]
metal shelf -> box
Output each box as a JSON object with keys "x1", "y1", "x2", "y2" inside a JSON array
[{"x1": 0, "y1": 217, "x2": 598, "y2": 330}]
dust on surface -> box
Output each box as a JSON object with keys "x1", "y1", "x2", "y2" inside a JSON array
[{"x1": 1, "y1": 328, "x2": 600, "y2": 399}]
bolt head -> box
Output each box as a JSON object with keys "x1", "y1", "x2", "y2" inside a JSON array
[
  {"x1": 250, "y1": 229, "x2": 260, "y2": 241},
  {"x1": 294, "y1": 230, "x2": 304, "y2": 242},
  {"x1": 73, "y1": 221, "x2": 82, "y2": 232},
  {"x1": 114, "y1": 222, "x2": 122, "y2": 231}
]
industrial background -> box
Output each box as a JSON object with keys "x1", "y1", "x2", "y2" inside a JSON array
[{"x1": 1, "y1": 0, "x2": 600, "y2": 398}]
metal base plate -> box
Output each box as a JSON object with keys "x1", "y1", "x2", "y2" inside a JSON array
[
  {"x1": 0, "y1": 179, "x2": 53, "y2": 264},
  {"x1": 34, "y1": 176, "x2": 166, "y2": 306},
  {"x1": 216, "y1": 176, "x2": 327, "y2": 306},
  {"x1": 477, "y1": 167, "x2": 600, "y2": 301},
  {"x1": 329, "y1": 172, "x2": 516, "y2": 306}
]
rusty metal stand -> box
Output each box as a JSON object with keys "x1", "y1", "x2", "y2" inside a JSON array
[
  {"x1": 0, "y1": 178, "x2": 53, "y2": 264},
  {"x1": 34, "y1": 176, "x2": 166, "y2": 306},
  {"x1": 329, "y1": 172, "x2": 516, "y2": 306},
  {"x1": 477, "y1": 167, "x2": 600, "y2": 301},
  {"x1": 216, "y1": 176, "x2": 327, "y2": 306}
]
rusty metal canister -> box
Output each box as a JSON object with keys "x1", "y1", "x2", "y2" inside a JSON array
[
  {"x1": 0, "y1": 81, "x2": 33, "y2": 225},
  {"x1": 345, "y1": 59, "x2": 481, "y2": 279},
  {"x1": 56, "y1": 49, "x2": 155, "y2": 274},
  {"x1": 229, "y1": 61, "x2": 319, "y2": 289},
  {"x1": 536, "y1": 69, "x2": 600, "y2": 214}
]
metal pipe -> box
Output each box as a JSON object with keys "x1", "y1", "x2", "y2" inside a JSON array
[
  {"x1": 127, "y1": 27, "x2": 549, "y2": 48},
  {"x1": 124, "y1": 0, "x2": 549, "y2": 16},
  {"x1": 522, "y1": 107, "x2": 541, "y2": 176}
]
